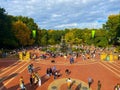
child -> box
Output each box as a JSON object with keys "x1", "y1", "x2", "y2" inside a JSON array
[{"x1": 19, "y1": 76, "x2": 26, "y2": 90}]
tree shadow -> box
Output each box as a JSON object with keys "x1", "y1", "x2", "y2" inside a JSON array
[
  {"x1": 0, "y1": 73, "x2": 18, "y2": 83},
  {"x1": 12, "y1": 61, "x2": 20, "y2": 66},
  {"x1": 81, "y1": 86, "x2": 88, "y2": 90},
  {"x1": 6, "y1": 84, "x2": 19, "y2": 90},
  {"x1": 0, "y1": 60, "x2": 19, "y2": 71},
  {"x1": 41, "y1": 74, "x2": 50, "y2": 85},
  {"x1": 70, "y1": 80, "x2": 76, "y2": 89},
  {"x1": 75, "y1": 83, "x2": 88, "y2": 90},
  {"x1": 0, "y1": 82, "x2": 7, "y2": 90},
  {"x1": 34, "y1": 66, "x2": 41, "y2": 72},
  {"x1": 75, "y1": 83, "x2": 82, "y2": 90},
  {"x1": 7, "y1": 81, "x2": 40, "y2": 90}
]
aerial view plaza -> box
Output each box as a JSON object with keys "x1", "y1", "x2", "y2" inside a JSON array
[{"x1": 0, "y1": 0, "x2": 120, "y2": 90}]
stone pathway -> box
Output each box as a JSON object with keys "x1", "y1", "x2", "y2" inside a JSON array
[{"x1": 48, "y1": 78, "x2": 92, "y2": 90}]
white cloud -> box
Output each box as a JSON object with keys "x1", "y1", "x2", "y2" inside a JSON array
[
  {"x1": 51, "y1": 14, "x2": 62, "y2": 18},
  {"x1": 0, "y1": 0, "x2": 120, "y2": 29},
  {"x1": 54, "y1": 23, "x2": 78, "y2": 28}
]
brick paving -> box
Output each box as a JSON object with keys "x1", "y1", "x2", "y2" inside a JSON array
[{"x1": 0, "y1": 56, "x2": 120, "y2": 90}]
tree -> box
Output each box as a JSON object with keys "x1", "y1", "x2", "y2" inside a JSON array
[
  {"x1": 14, "y1": 16, "x2": 38, "y2": 30},
  {"x1": 12, "y1": 21, "x2": 35, "y2": 46},
  {"x1": 40, "y1": 30, "x2": 48, "y2": 46},
  {"x1": 95, "y1": 37, "x2": 108, "y2": 47},
  {"x1": 65, "y1": 30, "x2": 75, "y2": 44},
  {"x1": 103, "y1": 14, "x2": 120, "y2": 45},
  {"x1": 0, "y1": 7, "x2": 17, "y2": 48},
  {"x1": 41, "y1": 35, "x2": 48, "y2": 46},
  {"x1": 35, "y1": 29, "x2": 41, "y2": 45}
]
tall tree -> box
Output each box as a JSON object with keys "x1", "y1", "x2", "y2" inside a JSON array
[
  {"x1": 14, "y1": 16, "x2": 38, "y2": 30},
  {"x1": 103, "y1": 14, "x2": 120, "y2": 45},
  {"x1": 12, "y1": 21, "x2": 35, "y2": 46},
  {"x1": 0, "y1": 7, "x2": 17, "y2": 48}
]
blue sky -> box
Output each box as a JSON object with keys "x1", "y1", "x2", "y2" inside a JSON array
[{"x1": 0, "y1": 0, "x2": 120, "y2": 30}]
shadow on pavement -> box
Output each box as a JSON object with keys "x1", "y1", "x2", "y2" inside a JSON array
[
  {"x1": 7, "y1": 82, "x2": 39, "y2": 90},
  {"x1": 0, "y1": 82, "x2": 7, "y2": 90},
  {"x1": 41, "y1": 74, "x2": 50, "y2": 85},
  {"x1": 0, "y1": 73, "x2": 18, "y2": 83}
]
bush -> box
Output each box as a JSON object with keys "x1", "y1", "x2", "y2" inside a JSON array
[
  {"x1": 115, "y1": 46, "x2": 120, "y2": 53},
  {"x1": 95, "y1": 37, "x2": 108, "y2": 47},
  {"x1": 49, "y1": 47, "x2": 57, "y2": 52}
]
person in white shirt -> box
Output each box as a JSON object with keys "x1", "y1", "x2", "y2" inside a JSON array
[{"x1": 66, "y1": 78, "x2": 72, "y2": 89}]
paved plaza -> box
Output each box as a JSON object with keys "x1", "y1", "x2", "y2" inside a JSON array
[{"x1": 0, "y1": 55, "x2": 120, "y2": 90}]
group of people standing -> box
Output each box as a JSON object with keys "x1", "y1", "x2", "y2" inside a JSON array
[
  {"x1": 66, "y1": 77, "x2": 101, "y2": 90},
  {"x1": 46, "y1": 66, "x2": 61, "y2": 79},
  {"x1": 19, "y1": 64, "x2": 41, "y2": 90}
]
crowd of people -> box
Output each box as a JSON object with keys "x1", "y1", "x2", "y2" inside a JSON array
[
  {"x1": 19, "y1": 64, "x2": 62, "y2": 90},
  {"x1": 19, "y1": 63, "x2": 103, "y2": 90},
  {"x1": 18, "y1": 45, "x2": 120, "y2": 90},
  {"x1": 28, "y1": 45, "x2": 120, "y2": 63}
]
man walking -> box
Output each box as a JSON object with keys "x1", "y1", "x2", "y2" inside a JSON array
[
  {"x1": 97, "y1": 80, "x2": 101, "y2": 90},
  {"x1": 88, "y1": 77, "x2": 93, "y2": 88}
]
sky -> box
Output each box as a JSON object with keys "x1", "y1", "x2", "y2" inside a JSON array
[{"x1": 0, "y1": 0, "x2": 120, "y2": 30}]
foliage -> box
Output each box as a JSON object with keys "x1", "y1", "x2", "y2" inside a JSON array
[
  {"x1": 0, "y1": 8, "x2": 15, "y2": 48},
  {"x1": 103, "y1": 14, "x2": 120, "y2": 45},
  {"x1": 115, "y1": 46, "x2": 120, "y2": 52},
  {"x1": 49, "y1": 47, "x2": 57, "y2": 52},
  {"x1": 0, "y1": 7, "x2": 120, "y2": 49},
  {"x1": 12, "y1": 21, "x2": 35, "y2": 46},
  {"x1": 94, "y1": 37, "x2": 108, "y2": 47}
]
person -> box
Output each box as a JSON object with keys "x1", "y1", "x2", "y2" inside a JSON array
[
  {"x1": 46, "y1": 68, "x2": 50, "y2": 77},
  {"x1": 28, "y1": 64, "x2": 32, "y2": 73},
  {"x1": 30, "y1": 63, "x2": 34, "y2": 72},
  {"x1": 19, "y1": 76, "x2": 26, "y2": 90},
  {"x1": 117, "y1": 84, "x2": 120, "y2": 90},
  {"x1": 34, "y1": 74, "x2": 38, "y2": 85},
  {"x1": 65, "y1": 69, "x2": 71, "y2": 76},
  {"x1": 64, "y1": 55, "x2": 67, "y2": 60},
  {"x1": 114, "y1": 86, "x2": 118, "y2": 90},
  {"x1": 88, "y1": 77, "x2": 93, "y2": 88},
  {"x1": 82, "y1": 54, "x2": 86, "y2": 60},
  {"x1": 53, "y1": 71, "x2": 58, "y2": 79},
  {"x1": 66, "y1": 78, "x2": 72, "y2": 89},
  {"x1": 52, "y1": 66, "x2": 56, "y2": 75},
  {"x1": 97, "y1": 80, "x2": 101, "y2": 90},
  {"x1": 38, "y1": 76, "x2": 41, "y2": 87},
  {"x1": 118, "y1": 54, "x2": 120, "y2": 60},
  {"x1": 31, "y1": 72, "x2": 35, "y2": 84},
  {"x1": 49, "y1": 67, "x2": 52, "y2": 76},
  {"x1": 114, "y1": 83, "x2": 120, "y2": 90},
  {"x1": 28, "y1": 64, "x2": 34, "y2": 74},
  {"x1": 35, "y1": 72, "x2": 41, "y2": 87},
  {"x1": 70, "y1": 57, "x2": 74, "y2": 64},
  {"x1": 29, "y1": 74, "x2": 33, "y2": 86}
]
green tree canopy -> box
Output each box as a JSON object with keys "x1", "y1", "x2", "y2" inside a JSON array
[{"x1": 0, "y1": 7, "x2": 16, "y2": 48}]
